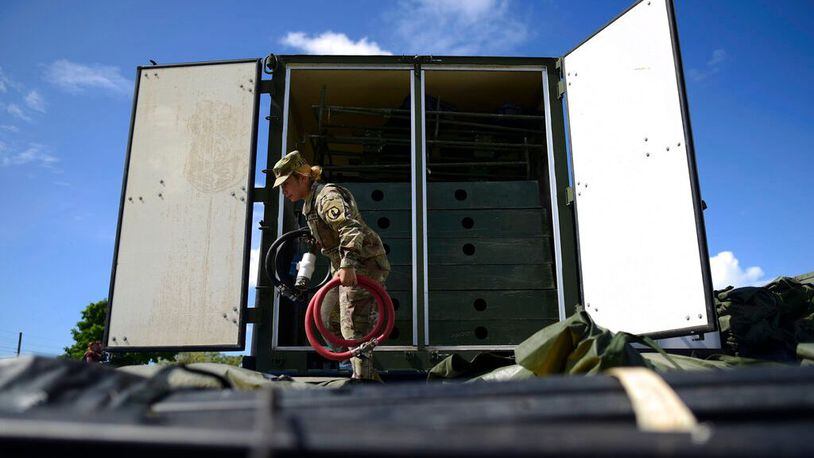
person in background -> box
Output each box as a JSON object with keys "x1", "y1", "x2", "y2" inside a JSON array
[{"x1": 83, "y1": 341, "x2": 103, "y2": 364}]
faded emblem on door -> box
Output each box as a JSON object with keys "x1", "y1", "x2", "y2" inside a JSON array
[{"x1": 184, "y1": 100, "x2": 247, "y2": 193}]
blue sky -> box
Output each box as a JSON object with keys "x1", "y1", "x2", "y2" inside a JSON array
[{"x1": 0, "y1": 0, "x2": 811, "y2": 357}]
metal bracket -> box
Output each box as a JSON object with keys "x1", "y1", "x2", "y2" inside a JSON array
[
  {"x1": 253, "y1": 187, "x2": 269, "y2": 203},
  {"x1": 258, "y1": 80, "x2": 274, "y2": 95},
  {"x1": 556, "y1": 58, "x2": 566, "y2": 99},
  {"x1": 245, "y1": 307, "x2": 260, "y2": 324},
  {"x1": 565, "y1": 186, "x2": 575, "y2": 206}
]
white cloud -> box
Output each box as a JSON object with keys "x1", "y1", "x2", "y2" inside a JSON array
[
  {"x1": 278, "y1": 1, "x2": 529, "y2": 57},
  {"x1": 0, "y1": 124, "x2": 19, "y2": 133},
  {"x1": 281, "y1": 31, "x2": 392, "y2": 55},
  {"x1": 429, "y1": 0, "x2": 496, "y2": 19},
  {"x1": 249, "y1": 248, "x2": 260, "y2": 287},
  {"x1": 6, "y1": 104, "x2": 31, "y2": 122},
  {"x1": 707, "y1": 49, "x2": 727, "y2": 67},
  {"x1": 710, "y1": 251, "x2": 765, "y2": 290},
  {"x1": 0, "y1": 142, "x2": 58, "y2": 168},
  {"x1": 50, "y1": 59, "x2": 131, "y2": 94},
  {"x1": 0, "y1": 67, "x2": 21, "y2": 93},
  {"x1": 24, "y1": 90, "x2": 46, "y2": 113},
  {"x1": 390, "y1": 0, "x2": 528, "y2": 55},
  {"x1": 689, "y1": 48, "x2": 728, "y2": 82}
]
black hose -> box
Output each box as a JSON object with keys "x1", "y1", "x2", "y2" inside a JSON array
[
  {"x1": 263, "y1": 228, "x2": 308, "y2": 285},
  {"x1": 264, "y1": 228, "x2": 330, "y2": 303}
]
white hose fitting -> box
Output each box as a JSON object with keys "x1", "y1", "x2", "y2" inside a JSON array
[{"x1": 295, "y1": 253, "x2": 317, "y2": 289}]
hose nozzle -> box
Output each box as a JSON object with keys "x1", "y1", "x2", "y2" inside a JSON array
[{"x1": 295, "y1": 252, "x2": 317, "y2": 289}]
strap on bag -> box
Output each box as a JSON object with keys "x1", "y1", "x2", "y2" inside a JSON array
[{"x1": 607, "y1": 367, "x2": 698, "y2": 433}]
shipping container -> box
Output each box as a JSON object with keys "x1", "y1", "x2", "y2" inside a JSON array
[{"x1": 104, "y1": 0, "x2": 717, "y2": 372}]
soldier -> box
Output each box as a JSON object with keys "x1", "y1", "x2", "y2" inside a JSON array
[{"x1": 272, "y1": 150, "x2": 390, "y2": 380}]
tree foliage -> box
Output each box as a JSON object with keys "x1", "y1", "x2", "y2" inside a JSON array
[
  {"x1": 64, "y1": 299, "x2": 244, "y2": 367},
  {"x1": 171, "y1": 352, "x2": 242, "y2": 366},
  {"x1": 63, "y1": 299, "x2": 177, "y2": 366}
]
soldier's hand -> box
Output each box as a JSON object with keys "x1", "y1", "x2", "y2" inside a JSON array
[{"x1": 335, "y1": 267, "x2": 358, "y2": 287}]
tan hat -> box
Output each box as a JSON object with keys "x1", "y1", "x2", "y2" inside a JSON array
[{"x1": 271, "y1": 150, "x2": 311, "y2": 187}]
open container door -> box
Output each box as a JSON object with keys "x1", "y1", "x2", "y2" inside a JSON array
[
  {"x1": 563, "y1": 0, "x2": 715, "y2": 338},
  {"x1": 105, "y1": 60, "x2": 261, "y2": 351}
]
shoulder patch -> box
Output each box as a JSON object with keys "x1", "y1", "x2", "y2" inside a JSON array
[{"x1": 322, "y1": 197, "x2": 346, "y2": 224}]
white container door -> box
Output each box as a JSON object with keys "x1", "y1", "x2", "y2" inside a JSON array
[
  {"x1": 106, "y1": 60, "x2": 260, "y2": 351},
  {"x1": 563, "y1": 0, "x2": 714, "y2": 337}
]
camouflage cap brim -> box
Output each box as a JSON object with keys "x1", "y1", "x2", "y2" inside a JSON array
[{"x1": 273, "y1": 173, "x2": 292, "y2": 188}]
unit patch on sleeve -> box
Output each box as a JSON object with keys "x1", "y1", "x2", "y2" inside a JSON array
[{"x1": 323, "y1": 200, "x2": 346, "y2": 224}]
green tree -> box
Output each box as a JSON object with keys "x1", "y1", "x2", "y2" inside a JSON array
[
  {"x1": 63, "y1": 299, "x2": 177, "y2": 366},
  {"x1": 170, "y1": 352, "x2": 243, "y2": 366}
]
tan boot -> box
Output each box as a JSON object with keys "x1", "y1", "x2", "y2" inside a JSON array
[{"x1": 350, "y1": 352, "x2": 381, "y2": 382}]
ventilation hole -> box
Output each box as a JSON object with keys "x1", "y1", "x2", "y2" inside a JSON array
[
  {"x1": 474, "y1": 326, "x2": 488, "y2": 340},
  {"x1": 454, "y1": 189, "x2": 468, "y2": 201},
  {"x1": 392, "y1": 298, "x2": 400, "y2": 311},
  {"x1": 377, "y1": 217, "x2": 391, "y2": 229},
  {"x1": 461, "y1": 217, "x2": 474, "y2": 229},
  {"x1": 390, "y1": 327, "x2": 400, "y2": 340},
  {"x1": 384, "y1": 243, "x2": 391, "y2": 254},
  {"x1": 462, "y1": 243, "x2": 476, "y2": 256},
  {"x1": 473, "y1": 298, "x2": 487, "y2": 311},
  {"x1": 371, "y1": 189, "x2": 384, "y2": 202}
]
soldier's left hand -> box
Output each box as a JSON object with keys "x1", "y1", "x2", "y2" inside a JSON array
[{"x1": 335, "y1": 267, "x2": 358, "y2": 286}]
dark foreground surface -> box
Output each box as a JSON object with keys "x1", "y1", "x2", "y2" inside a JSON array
[{"x1": 1, "y1": 356, "x2": 814, "y2": 457}]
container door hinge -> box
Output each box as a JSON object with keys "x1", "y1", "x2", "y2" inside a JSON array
[
  {"x1": 565, "y1": 186, "x2": 575, "y2": 206},
  {"x1": 258, "y1": 80, "x2": 274, "y2": 94},
  {"x1": 558, "y1": 80, "x2": 566, "y2": 99},
  {"x1": 556, "y1": 58, "x2": 566, "y2": 99},
  {"x1": 253, "y1": 186, "x2": 269, "y2": 203},
  {"x1": 245, "y1": 307, "x2": 259, "y2": 324}
]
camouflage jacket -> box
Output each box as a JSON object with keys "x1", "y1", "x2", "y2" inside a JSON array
[{"x1": 302, "y1": 182, "x2": 387, "y2": 271}]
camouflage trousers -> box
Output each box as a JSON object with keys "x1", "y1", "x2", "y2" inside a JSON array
[{"x1": 321, "y1": 255, "x2": 390, "y2": 380}]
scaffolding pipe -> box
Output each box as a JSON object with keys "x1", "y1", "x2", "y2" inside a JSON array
[
  {"x1": 311, "y1": 105, "x2": 546, "y2": 121},
  {"x1": 309, "y1": 134, "x2": 545, "y2": 150}
]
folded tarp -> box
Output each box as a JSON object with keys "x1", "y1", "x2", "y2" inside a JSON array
[
  {"x1": 0, "y1": 356, "x2": 355, "y2": 417},
  {"x1": 717, "y1": 276, "x2": 814, "y2": 361},
  {"x1": 119, "y1": 362, "x2": 350, "y2": 390}
]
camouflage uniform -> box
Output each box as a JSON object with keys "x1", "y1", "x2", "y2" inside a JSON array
[
  {"x1": 303, "y1": 181, "x2": 390, "y2": 379},
  {"x1": 271, "y1": 151, "x2": 390, "y2": 380}
]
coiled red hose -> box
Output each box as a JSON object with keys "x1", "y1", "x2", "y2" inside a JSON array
[{"x1": 304, "y1": 275, "x2": 395, "y2": 361}]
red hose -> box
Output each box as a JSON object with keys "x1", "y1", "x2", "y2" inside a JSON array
[{"x1": 304, "y1": 275, "x2": 395, "y2": 361}]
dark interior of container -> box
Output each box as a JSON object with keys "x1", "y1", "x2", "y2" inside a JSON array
[
  {"x1": 278, "y1": 69, "x2": 415, "y2": 356},
  {"x1": 275, "y1": 68, "x2": 558, "y2": 359},
  {"x1": 423, "y1": 70, "x2": 558, "y2": 346}
]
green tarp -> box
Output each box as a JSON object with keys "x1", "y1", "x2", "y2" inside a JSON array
[
  {"x1": 430, "y1": 276, "x2": 814, "y2": 381},
  {"x1": 119, "y1": 363, "x2": 353, "y2": 390},
  {"x1": 514, "y1": 311, "x2": 652, "y2": 376},
  {"x1": 717, "y1": 277, "x2": 814, "y2": 361}
]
